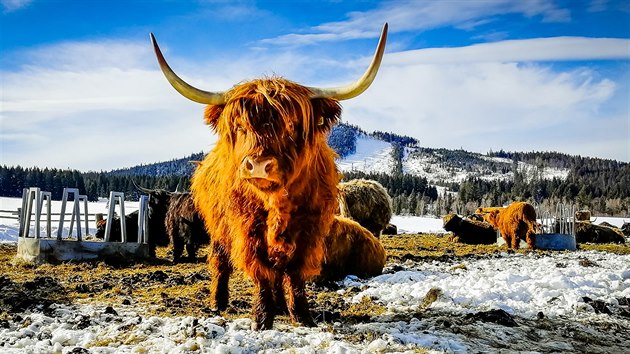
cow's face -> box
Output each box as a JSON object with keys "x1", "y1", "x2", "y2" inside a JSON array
[
  {"x1": 146, "y1": 190, "x2": 172, "y2": 217},
  {"x1": 204, "y1": 79, "x2": 341, "y2": 192},
  {"x1": 483, "y1": 210, "x2": 499, "y2": 227}
]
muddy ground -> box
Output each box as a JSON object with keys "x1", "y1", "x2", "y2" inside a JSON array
[{"x1": 1, "y1": 235, "x2": 629, "y2": 353}]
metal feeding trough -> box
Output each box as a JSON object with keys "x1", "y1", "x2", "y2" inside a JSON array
[
  {"x1": 496, "y1": 203, "x2": 577, "y2": 251},
  {"x1": 16, "y1": 187, "x2": 151, "y2": 264}
]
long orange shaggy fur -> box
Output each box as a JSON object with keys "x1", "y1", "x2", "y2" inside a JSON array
[
  {"x1": 191, "y1": 78, "x2": 341, "y2": 330},
  {"x1": 319, "y1": 216, "x2": 386, "y2": 282},
  {"x1": 482, "y1": 202, "x2": 537, "y2": 249}
]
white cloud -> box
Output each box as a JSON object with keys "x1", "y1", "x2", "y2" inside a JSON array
[
  {"x1": 341, "y1": 47, "x2": 627, "y2": 161},
  {"x1": 1, "y1": 0, "x2": 31, "y2": 13},
  {"x1": 263, "y1": 0, "x2": 571, "y2": 45},
  {"x1": 389, "y1": 37, "x2": 630, "y2": 64},
  {"x1": 1, "y1": 35, "x2": 628, "y2": 172}
]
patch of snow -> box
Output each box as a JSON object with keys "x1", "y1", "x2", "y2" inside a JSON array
[{"x1": 336, "y1": 135, "x2": 394, "y2": 174}]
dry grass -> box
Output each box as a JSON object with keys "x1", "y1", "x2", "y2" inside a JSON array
[{"x1": 1, "y1": 234, "x2": 628, "y2": 324}]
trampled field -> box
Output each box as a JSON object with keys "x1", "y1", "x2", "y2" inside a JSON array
[{"x1": 1, "y1": 235, "x2": 629, "y2": 353}]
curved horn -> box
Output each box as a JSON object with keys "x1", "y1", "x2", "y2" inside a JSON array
[
  {"x1": 307, "y1": 23, "x2": 388, "y2": 100},
  {"x1": 150, "y1": 33, "x2": 227, "y2": 105},
  {"x1": 132, "y1": 180, "x2": 156, "y2": 195}
]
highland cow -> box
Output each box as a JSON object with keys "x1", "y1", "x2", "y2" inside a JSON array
[
  {"x1": 319, "y1": 215, "x2": 386, "y2": 282},
  {"x1": 481, "y1": 202, "x2": 537, "y2": 249},
  {"x1": 151, "y1": 24, "x2": 388, "y2": 330},
  {"x1": 383, "y1": 223, "x2": 398, "y2": 235},
  {"x1": 575, "y1": 222, "x2": 626, "y2": 244},
  {"x1": 95, "y1": 211, "x2": 139, "y2": 242},
  {"x1": 134, "y1": 184, "x2": 209, "y2": 262},
  {"x1": 164, "y1": 192, "x2": 210, "y2": 262},
  {"x1": 442, "y1": 213, "x2": 496, "y2": 245},
  {"x1": 338, "y1": 179, "x2": 393, "y2": 238}
]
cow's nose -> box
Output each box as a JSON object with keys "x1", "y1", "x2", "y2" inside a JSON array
[{"x1": 243, "y1": 157, "x2": 274, "y2": 178}]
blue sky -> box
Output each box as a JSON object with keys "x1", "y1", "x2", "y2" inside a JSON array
[{"x1": 1, "y1": 0, "x2": 629, "y2": 171}]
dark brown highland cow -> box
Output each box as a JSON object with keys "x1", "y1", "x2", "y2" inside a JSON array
[
  {"x1": 442, "y1": 213, "x2": 496, "y2": 245},
  {"x1": 338, "y1": 179, "x2": 393, "y2": 238},
  {"x1": 164, "y1": 192, "x2": 210, "y2": 262},
  {"x1": 151, "y1": 24, "x2": 388, "y2": 330},
  {"x1": 135, "y1": 185, "x2": 208, "y2": 262},
  {"x1": 95, "y1": 211, "x2": 139, "y2": 242},
  {"x1": 480, "y1": 202, "x2": 537, "y2": 249}
]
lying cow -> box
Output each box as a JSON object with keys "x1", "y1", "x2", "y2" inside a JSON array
[
  {"x1": 575, "y1": 222, "x2": 626, "y2": 244},
  {"x1": 319, "y1": 215, "x2": 386, "y2": 282},
  {"x1": 338, "y1": 179, "x2": 393, "y2": 238},
  {"x1": 95, "y1": 211, "x2": 139, "y2": 242},
  {"x1": 479, "y1": 202, "x2": 537, "y2": 250},
  {"x1": 442, "y1": 213, "x2": 496, "y2": 245}
]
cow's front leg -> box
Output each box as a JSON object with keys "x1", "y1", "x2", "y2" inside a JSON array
[
  {"x1": 208, "y1": 242, "x2": 232, "y2": 311},
  {"x1": 266, "y1": 199, "x2": 296, "y2": 268},
  {"x1": 273, "y1": 273, "x2": 288, "y2": 315},
  {"x1": 286, "y1": 272, "x2": 316, "y2": 327},
  {"x1": 251, "y1": 277, "x2": 276, "y2": 330},
  {"x1": 510, "y1": 233, "x2": 520, "y2": 250}
]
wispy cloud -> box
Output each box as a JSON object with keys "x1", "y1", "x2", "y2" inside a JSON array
[
  {"x1": 340, "y1": 38, "x2": 628, "y2": 161},
  {"x1": 1, "y1": 0, "x2": 31, "y2": 13},
  {"x1": 389, "y1": 37, "x2": 630, "y2": 64},
  {"x1": 261, "y1": 0, "x2": 571, "y2": 45}
]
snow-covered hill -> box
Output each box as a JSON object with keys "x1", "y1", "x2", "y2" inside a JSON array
[{"x1": 337, "y1": 135, "x2": 570, "y2": 184}]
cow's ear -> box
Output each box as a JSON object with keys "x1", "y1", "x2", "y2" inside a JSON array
[
  {"x1": 312, "y1": 98, "x2": 341, "y2": 133},
  {"x1": 204, "y1": 105, "x2": 225, "y2": 130}
]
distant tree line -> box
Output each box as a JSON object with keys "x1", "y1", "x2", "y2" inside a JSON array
[
  {"x1": 2, "y1": 127, "x2": 629, "y2": 217},
  {"x1": 0, "y1": 165, "x2": 187, "y2": 202}
]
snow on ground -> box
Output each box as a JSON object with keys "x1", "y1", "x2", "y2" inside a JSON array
[{"x1": 1, "y1": 196, "x2": 629, "y2": 353}]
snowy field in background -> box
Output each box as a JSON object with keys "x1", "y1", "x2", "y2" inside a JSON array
[{"x1": 1, "y1": 196, "x2": 627, "y2": 243}]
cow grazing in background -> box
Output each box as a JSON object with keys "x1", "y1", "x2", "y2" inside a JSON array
[
  {"x1": 383, "y1": 223, "x2": 398, "y2": 235},
  {"x1": 95, "y1": 211, "x2": 139, "y2": 242},
  {"x1": 150, "y1": 23, "x2": 387, "y2": 330},
  {"x1": 338, "y1": 179, "x2": 393, "y2": 238},
  {"x1": 134, "y1": 184, "x2": 209, "y2": 262},
  {"x1": 480, "y1": 202, "x2": 537, "y2": 249},
  {"x1": 442, "y1": 213, "x2": 496, "y2": 245},
  {"x1": 319, "y1": 215, "x2": 386, "y2": 282}
]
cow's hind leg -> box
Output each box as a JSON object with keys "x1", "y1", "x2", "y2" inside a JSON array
[
  {"x1": 286, "y1": 272, "x2": 316, "y2": 327},
  {"x1": 209, "y1": 242, "x2": 232, "y2": 312},
  {"x1": 251, "y1": 278, "x2": 275, "y2": 330},
  {"x1": 185, "y1": 241, "x2": 198, "y2": 262}
]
